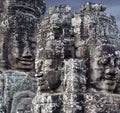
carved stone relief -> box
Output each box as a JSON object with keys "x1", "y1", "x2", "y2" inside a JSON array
[
  {"x1": 0, "y1": 0, "x2": 45, "y2": 113},
  {"x1": 35, "y1": 5, "x2": 74, "y2": 92},
  {"x1": 33, "y1": 2, "x2": 120, "y2": 113},
  {"x1": 87, "y1": 43, "x2": 120, "y2": 93},
  {"x1": 2, "y1": 0, "x2": 45, "y2": 71},
  {"x1": 0, "y1": 1, "x2": 120, "y2": 113}
]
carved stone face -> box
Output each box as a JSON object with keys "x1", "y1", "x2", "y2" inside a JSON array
[
  {"x1": 8, "y1": 31, "x2": 36, "y2": 71},
  {"x1": 89, "y1": 45, "x2": 120, "y2": 93},
  {"x1": 36, "y1": 59, "x2": 62, "y2": 91},
  {"x1": 37, "y1": 70, "x2": 62, "y2": 91}
]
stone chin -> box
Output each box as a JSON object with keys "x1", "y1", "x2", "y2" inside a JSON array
[
  {"x1": 9, "y1": 59, "x2": 35, "y2": 71},
  {"x1": 17, "y1": 58, "x2": 35, "y2": 70},
  {"x1": 17, "y1": 62, "x2": 34, "y2": 71}
]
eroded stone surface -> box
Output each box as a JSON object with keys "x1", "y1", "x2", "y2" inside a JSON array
[
  {"x1": 33, "y1": 2, "x2": 120, "y2": 113},
  {"x1": 1, "y1": 0, "x2": 45, "y2": 70},
  {"x1": 0, "y1": 70, "x2": 37, "y2": 113},
  {"x1": 0, "y1": 1, "x2": 120, "y2": 113},
  {"x1": 0, "y1": 0, "x2": 45, "y2": 113}
]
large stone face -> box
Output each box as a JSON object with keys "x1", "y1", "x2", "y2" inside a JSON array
[
  {"x1": 1, "y1": 1, "x2": 120, "y2": 113},
  {"x1": 33, "y1": 2, "x2": 120, "y2": 113},
  {"x1": 35, "y1": 5, "x2": 73, "y2": 92},
  {"x1": 1, "y1": 0, "x2": 45, "y2": 71},
  {"x1": 0, "y1": 0, "x2": 45, "y2": 113}
]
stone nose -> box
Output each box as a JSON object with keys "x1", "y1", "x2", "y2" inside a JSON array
[{"x1": 22, "y1": 46, "x2": 32, "y2": 58}]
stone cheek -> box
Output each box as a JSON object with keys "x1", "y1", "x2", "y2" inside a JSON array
[{"x1": 36, "y1": 70, "x2": 63, "y2": 91}]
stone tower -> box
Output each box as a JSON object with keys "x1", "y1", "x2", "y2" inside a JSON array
[
  {"x1": 0, "y1": 0, "x2": 45, "y2": 113},
  {"x1": 33, "y1": 2, "x2": 120, "y2": 113},
  {"x1": 1, "y1": 1, "x2": 120, "y2": 113}
]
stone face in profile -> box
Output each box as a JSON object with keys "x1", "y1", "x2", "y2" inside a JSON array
[
  {"x1": 35, "y1": 5, "x2": 73, "y2": 92},
  {"x1": 88, "y1": 44, "x2": 120, "y2": 93},
  {"x1": 36, "y1": 71, "x2": 62, "y2": 91}
]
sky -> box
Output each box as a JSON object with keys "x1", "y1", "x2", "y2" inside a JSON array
[{"x1": 45, "y1": 0, "x2": 120, "y2": 30}]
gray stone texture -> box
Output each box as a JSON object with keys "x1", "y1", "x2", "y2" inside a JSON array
[
  {"x1": 0, "y1": 1, "x2": 120, "y2": 113},
  {"x1": 0, "y1": 0, "x2": 45, "y2": 113},
  {"x1": 34, "y1": 2, "x2": 120, "y2": 113}
]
